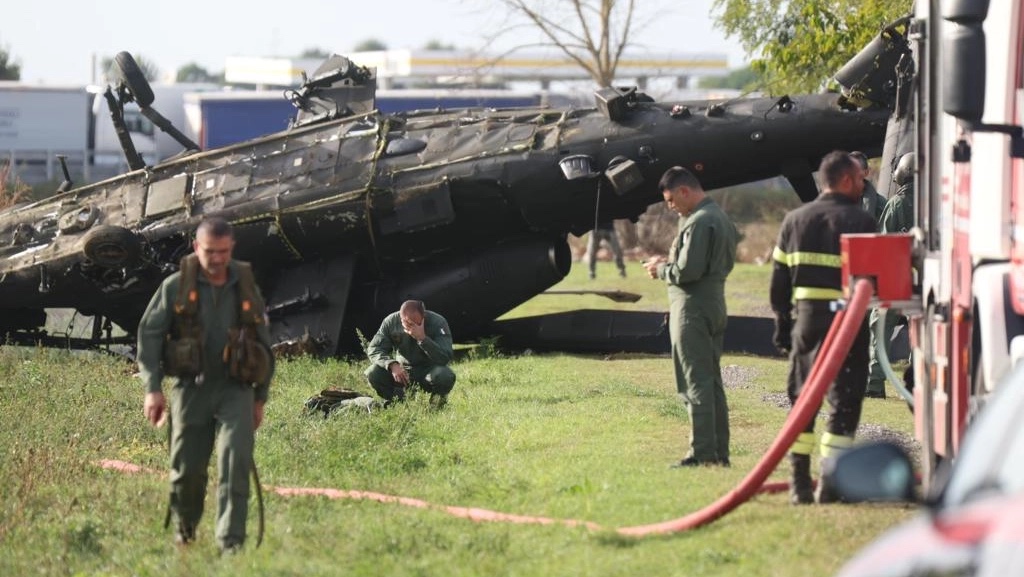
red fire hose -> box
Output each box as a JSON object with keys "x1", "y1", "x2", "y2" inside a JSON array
[
  {"x1": 616, "y1": 278, "x2": 874, "y2": 536},
  {"x1": 100, "y1": 280, "x2": 874, "y2": 537}
]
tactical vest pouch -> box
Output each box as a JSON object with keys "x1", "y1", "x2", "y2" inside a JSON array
[
  {"x1": 163, "y1": 335, "x2": 203, "y2": 377},
  {"x1": 224, "y1": 326, "x2": 273, "y2": 387}
]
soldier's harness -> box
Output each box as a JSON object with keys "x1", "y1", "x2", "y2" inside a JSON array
[{"x1": 162, "y1": 253, "x2": 271, "y2": 546}]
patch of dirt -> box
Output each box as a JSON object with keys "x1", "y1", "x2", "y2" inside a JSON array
[
  {"x1": 722, "y1": 364, "x2": 758, "y2": 389},
  {"x1": 762, "y1": 392, "x2": 791, "y2": 408},
  {"x1": 856, "y1": 423, "x2": 921, "y2": 464}
]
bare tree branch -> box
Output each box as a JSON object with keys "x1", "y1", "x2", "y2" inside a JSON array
[{"x1": 486, "y1": 0, "x2": 645, "y2": 87}]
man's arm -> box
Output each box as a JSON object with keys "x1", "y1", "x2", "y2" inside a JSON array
[
  {"x1": 769, "y1": 236, "x2": 795, "y2": 354},
  {"x1": 253, "y1": 285, "x2": 275, "y2": 403},
  {"x1": 418, "y1": 314, "x2": 454, "y2": 365},
  {"x1": 769, "y1": 223, "x2": 794, "y2": 318},
  {"x1": 138, "y1": 278, "x2": 175, "y2": 427},
  {"x1": 659, "y1": 218, "x2": 712, "y2": 286},
  {"x1": 367, "y1": 315, "x2": 398, "y2": 369},
  {"x1": 137, "y1": 278, "x2": 176, "y2": 395}
]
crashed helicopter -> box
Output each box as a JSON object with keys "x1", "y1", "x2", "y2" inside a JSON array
[{"x1": 0, "y1": 52, "x2": 889, "y2": 356}]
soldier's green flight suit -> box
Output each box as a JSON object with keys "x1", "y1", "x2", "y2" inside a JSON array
[
  {"x1": 867, "y1": 182, "x2": 916, "y2": 390},
  {"x1": 137, "y1": 261, "x2": 273, "y2": 549},
  {"x1": 862, "y1": 178, "x2": 890, "y2": 396},
  {"x1": 365, "y1": 310, "x2": 456, "y2": 401},
  {"x1": 860, "y1": 179, "x2": 886, "y2": 223},
  {"x1": 657, "y1": 197, "x2": 738, "y2": 462}
]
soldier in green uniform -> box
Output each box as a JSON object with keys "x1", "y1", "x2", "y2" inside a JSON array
[
  {"x1": 880, "y1": 153, "x2": 915, "y2": 234},
  {"x1": 867, "y1": 152, "x2": 917, "y2": 394},
  {"x1": 139, "y1": 217, "x2": 274, "y2": 553},
  {"x1": 852, "y1": 151, "x2": 886, "y2": 223},
  {"x1": 365, "y1": 300, "x2": 456, "y2": 407},
  {"x1": 852, "y1": 151, "x2": 892, "y2": 398},
  {"x1": 644, "y1": 166, "x2": 738, "y2": 467}
]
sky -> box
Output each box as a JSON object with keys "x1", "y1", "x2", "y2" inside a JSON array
[{"x1": 2, "y1": 0, "x2": 748, "y2": 85}]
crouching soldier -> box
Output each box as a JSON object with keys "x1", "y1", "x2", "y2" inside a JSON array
[{"x1": 364, "y1": 300, "x2": 456, "y2": 407}]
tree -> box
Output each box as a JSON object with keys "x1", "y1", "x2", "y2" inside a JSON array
[
  {"x1": 423, "y1": 39, "x2": 456, "y2": 51},
  {"x1": 299, "y1": 47, "x2": 331, "y2": 59},
  {"x1": 711, "y1": 0, "x2": 909, "y2": 94},
  {"x1": 0, "y1": 41, "x2": 21, "y2": 80},
  {"x1": 175, "y1": 62, "x2": 223, "y2": 83},
  {"x1": 353, "y1": 39, "x2": 388, "y2": 52},
  {"x1": 698, "y1": 66, "x2": 762, "y2": 91},
  {"x1": 494, "y1": 0, "x2": 641, "y2": 87},
  {"x1": 100, "y1": 54, "x2": 161, "y2": 83}
]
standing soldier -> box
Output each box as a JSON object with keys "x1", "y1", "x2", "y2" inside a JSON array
[
  {"x1": 770, "y1": 151, "x2": 877, "y2": 504},
  {"x1": 869, "y1": 152, "x2": 917, "y2": 392},
  {"x1": 851, "y1": 151, "x2": 886, "y2": 223},
  {"x1": 138, "y1": 217, "x2": 274, "y2": 553},
  {"x1": 880, "y1": 152, "x2": 916, "y2": 234},
  {"x1": 587, "y1": 220, "x2": 627, "y2": 279},
  {"x1": 644, "y1": 166, "x2": 738, "y2": 467},
  {"x1": 851, "y1": 150, "x2": 890, "y2": 398}
]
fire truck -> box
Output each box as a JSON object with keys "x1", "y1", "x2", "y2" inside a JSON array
[{"x1": 838, "y1": 0, "x2": 1024, "y2": 488}]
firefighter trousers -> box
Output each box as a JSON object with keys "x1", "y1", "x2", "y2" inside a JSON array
[{"x1": 786, "y1": 300, "x2": 869, "y2": 445}]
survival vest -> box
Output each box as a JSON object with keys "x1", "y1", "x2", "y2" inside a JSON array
[{"x1": 163, "y1": 254, "x2": 273, "y2": 387}]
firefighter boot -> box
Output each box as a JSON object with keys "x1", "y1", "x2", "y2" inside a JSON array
[
  {"x1": 789, "y1": 454, "x2": 814, "y2": 505},
  {"x1": 815, "y1": 457, "x2": 841, "y2": 504}
]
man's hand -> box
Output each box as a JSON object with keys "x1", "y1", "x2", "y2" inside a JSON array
[
  {"x1": 144, "y1": 392, "x2": 167, "y2": 427},
  {"x1": 253, "y1": 400, "x2": 266, "y2": 430},
  {"x1": 643, "y1": 256, "x2": 667, "y2": 279},
  {"x1": 773, "y1": 314, "x2": 794, "y2": 355},
  {"x1": 402, "y1": 316, "x2": 426, "y2": 342},
  {"x1": 389, "y1": 361, "x2": 410, "y2": 386}
]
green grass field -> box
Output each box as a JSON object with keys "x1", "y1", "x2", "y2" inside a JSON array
[
  {"x1": 502, "y1": 261, "x2": 775, "y2": 319},
  {"x1": 0, "y1": 262, "x2": 919, "y2": 576}
]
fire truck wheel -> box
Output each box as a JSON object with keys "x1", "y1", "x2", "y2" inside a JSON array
[
  {"x1": 82, "y1": 225, "x2": 142, "y2": 269},
  {"x1": 114, "y1": 52, "x2": 155, "y2": 107}
]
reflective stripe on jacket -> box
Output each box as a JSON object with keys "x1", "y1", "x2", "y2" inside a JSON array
[{"x1": 770, "y1": 193, "x2": 877, "y2": 317}]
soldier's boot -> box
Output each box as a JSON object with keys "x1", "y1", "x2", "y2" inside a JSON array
[
  {"x1": 174, "y1": 523, "x2": 196, "y2": 547},
  {"x1": 789, "y1": 454, "x2": 815, "y2": 505},
  {"x1": 429, "y1": 393, "x2": 448, "y2": 409},
  {"x1": 815, "y1": 458, "x2": 841, "y2": 504},
  {"x1": 865, "y1": 379, "x2": 886, "y2": 399}
]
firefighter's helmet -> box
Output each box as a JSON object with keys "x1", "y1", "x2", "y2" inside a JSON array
[{"x1": 893, "y1": 153, "x2": 915, "y2": 185}]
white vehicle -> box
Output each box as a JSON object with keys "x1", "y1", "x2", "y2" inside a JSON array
[
  {"x1": 0, "y1": 83, "x2": 92, "y2": 182},
  {"x1": 91, "y1": 82, "x2": 220, "y2": 168}
]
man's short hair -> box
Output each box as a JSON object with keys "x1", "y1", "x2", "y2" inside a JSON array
[
  {"x1": 196, "y1": 217, "x2": 234, "y2": 239},
  {"x1": 819, "y1": 151, "x2": 859, "y2": 189},
  {"x1": 658, "y1": 166, "x2": 704, "y2": 193},
  {"x1": 400, "y1": 300, "x2": 426, "y2": 317},
  {"x1": 849, "y1": 150, "x2": 869, "y2": 170}
]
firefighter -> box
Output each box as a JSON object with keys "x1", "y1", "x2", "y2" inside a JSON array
[
  {"x1": 644, "y1": 166, "x2": 738, "y2": 467},
  {"x1": 770, "y1": 151, "x2": 877, "y2": 504}
]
